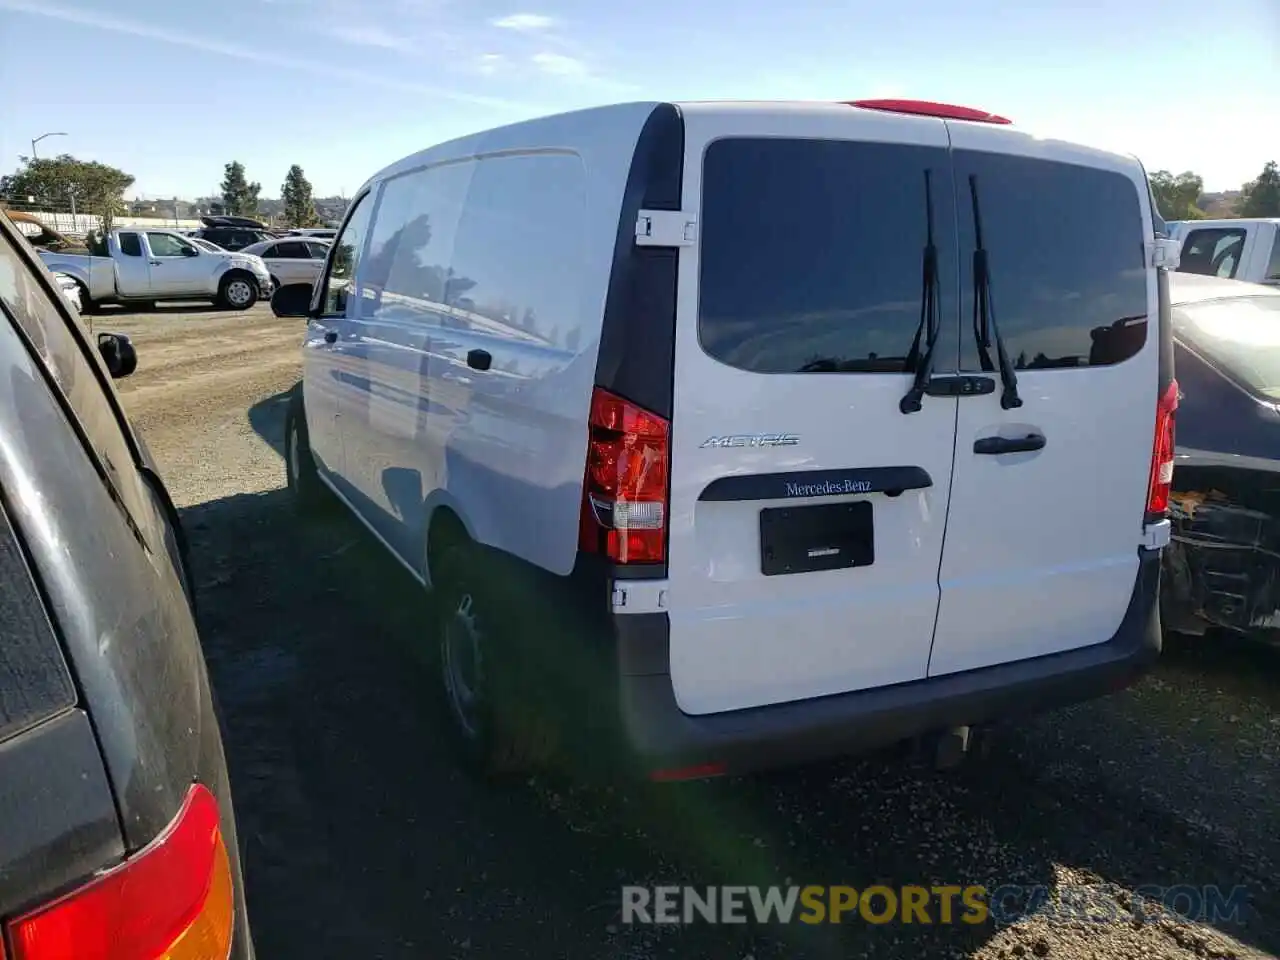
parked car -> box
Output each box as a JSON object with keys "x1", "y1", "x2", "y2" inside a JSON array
[
  {"x1": 1163, "y1": 273, "x2": 1280, "y2": 643},
  {"x1": 286, "y1": 228, "x2": 338, "y2": 240},
  {"x1": 193, "y1": 215, "x2": 278, "y2": 252},
  {"x1": 273, "y1": 98, "x2": 1177, "y2": 780},
  {"x1": 240, "y1": 236, "x2": 330, "y2": 290},
  {"x1": 1177, "y1": 218, "x2": 1280, "y2": 287},
  {"x1": 39, "y1": 228, "x2": 273, "y2": 311},
  {"x1": 0, "y1": 212, "x2": 254, "y2": 956}
]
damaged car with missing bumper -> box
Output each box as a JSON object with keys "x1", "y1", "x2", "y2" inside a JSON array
[{"x1": 1163, "y1": 273, "x2": 1280, "y2": 643}]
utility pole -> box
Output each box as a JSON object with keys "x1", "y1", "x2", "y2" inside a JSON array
[{"x1": 30, "y1": 131, "x2": 67, "y2": 160}]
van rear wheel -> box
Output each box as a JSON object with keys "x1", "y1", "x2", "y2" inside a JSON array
[{"x1": 433, "y1": 544, "x2": 544, "y2": 779}]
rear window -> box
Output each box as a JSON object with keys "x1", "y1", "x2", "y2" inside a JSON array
[
  {"x1": 1266, "y1": 234, "x2": 1280, "y2": 282},
  {"x1": 953, "y1": 151, "x2": 1149, "y2": 370},
  {"x1": 0, "y1": 498, "x2": 75, "y2": 743},
  {"x1": 1174, "y1": 295, "x2": 1280, "y2": 400},
  {"x1": 118, "y1": 233, "x2": 142, "y2": 257},
  {"x1": 698, "y1": 138, "x2": 957, "y2": 374}
]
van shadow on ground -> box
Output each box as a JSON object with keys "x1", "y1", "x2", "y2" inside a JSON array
[{"x1": 179, "y1": 470, "x2": 1278, "y2": 958}]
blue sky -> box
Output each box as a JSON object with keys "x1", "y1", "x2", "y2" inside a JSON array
[{"x1": 1, "y1": 0, "x2": 1275, "y2": 199}]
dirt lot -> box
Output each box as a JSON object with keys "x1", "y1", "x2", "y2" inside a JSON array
[{"x1": 113, "y1": 303, "x2": 1280, "y2": 960}]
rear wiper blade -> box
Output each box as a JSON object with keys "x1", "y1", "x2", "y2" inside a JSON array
[
  {"x1": 968, "y1": 174, "x2": 1022, "y2": 410},
  {"x1": 899, "y1": 169, "x2": 942, "y2": 415}
]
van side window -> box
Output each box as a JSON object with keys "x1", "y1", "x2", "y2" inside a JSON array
[
  {"x1": 1265, "y1": 234, "x2": 1280, "y2": 282},
  {"x1": 319, "y1": 193, "x2": 374, "y2": 317},
  {"x1": 362, "y1": 162, "x2": 471, "y2": 312},
  {"x1": 446, "y1": 154, "x2": 586, "y2": 344},
  {"x1": 118, "y1": 233, "x2": 142, "y2": 257},
  {"x1": 698, "y1": 138, "x2": 958, "y2": 374},
  {"x1": 1179, "y1": 228, "x2": 1247, "y2": 280},
  {"x1": 954, "y1": 152, "x2": 1149, "y2": 370}
]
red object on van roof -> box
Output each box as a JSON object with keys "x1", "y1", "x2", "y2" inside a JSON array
[{"x1": 848, "y1": 99, "x2": 1013, "y2": 125}]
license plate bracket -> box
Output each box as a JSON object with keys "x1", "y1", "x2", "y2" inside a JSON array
[{"x1": 759, "y1": 500, "x2": 874, "y2": 576}]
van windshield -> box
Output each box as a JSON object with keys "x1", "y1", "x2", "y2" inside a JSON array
[{"x1": 1174, "y1": 295, "x2": 1280, "y2": 399}]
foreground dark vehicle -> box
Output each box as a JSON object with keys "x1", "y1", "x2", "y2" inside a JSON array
[
  {"x1": 0, "y1": 214, "x2": 253, "y2": 957},
  {"x1": 1164, "y1": 273, "x2": 1280, "y2": 645}
]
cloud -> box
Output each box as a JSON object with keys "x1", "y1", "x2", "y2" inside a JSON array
[
  {"x1": 531, "y1": 52, "x2": 589, "y2": 78},
  {"x1": 332, "y1": 23, "x2": 417, "y2": 52},
  {"x1": 0, "y1": 0, "x2": 535, "y2": 111},
  {"x1": 475, "y1": 53, "x2": 507, "y2": 76},
  {"x1": 490, "y1": 13, "x2": 554, "y2": 32}
]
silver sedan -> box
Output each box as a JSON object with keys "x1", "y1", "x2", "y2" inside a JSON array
[{"x1": 240, "y1": 237, "x2": 331, "y2": 290}]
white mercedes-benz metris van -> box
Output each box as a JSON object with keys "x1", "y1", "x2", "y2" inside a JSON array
[{"x1": 276, "y1": 98, "x2": 1180, "y2": 780}]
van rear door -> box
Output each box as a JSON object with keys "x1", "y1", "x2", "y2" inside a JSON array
[
  {"x1": 665, "y1": 106, "x2": 962, "y2": 716},
  {"x1": 926, "y1": 127, "x2": 1158, "y2": 677}
]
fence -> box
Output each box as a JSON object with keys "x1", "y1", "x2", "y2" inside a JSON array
[{"x1": 0, "y1": 197, "x2": 203, "y2": 239}]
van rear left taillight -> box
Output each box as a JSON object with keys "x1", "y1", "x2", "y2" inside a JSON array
[
  {"x1": 6, "y1": 783, "x2": 235, "y2": 960},
  {"x1": 578, "y1": 387, "x2": 670, "y2": 564}
]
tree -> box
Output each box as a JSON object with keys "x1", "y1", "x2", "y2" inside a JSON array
[
  {"x1": 1238, "y1": 161, "x2": 1280, "y2": 218},
  {"x1": 281, "y1": 165, "x2": 319, "y2": 228},
  {"x1": 1148, "y1": 170, "x2": 1205, "y2": 222},
  {"x1": 219, "y1": 161, "x2": 261, "y2": 217},
  {"x1": 0, "y1": 154, "x2": 134, "y2": 231}
]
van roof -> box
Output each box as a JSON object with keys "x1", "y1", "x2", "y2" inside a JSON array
[
  {"x1": 361, "y1": 99, "x2": 1142, "y2": 197},
  {"x1": 1183, "y1": 218, "x2": 1280, "y2": 228}
]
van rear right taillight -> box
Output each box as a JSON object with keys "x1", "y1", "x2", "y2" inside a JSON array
[
  {"x1": 1146, "y1": 379, "x2": 1179, "y2": 516},
  {"x1": 579, "y1": 387, "x2": 670, "y2": 564}
]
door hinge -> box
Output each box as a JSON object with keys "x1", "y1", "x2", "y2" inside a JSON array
[
  {"x1": 611, "y1": 579, "x2": 669, "y2": 614},
  {"x1": 635, "y1": 210, "x2": 697, "y2": 248},
  {"x1": 1147, "y1": 237, "x2": 1181, "y2": 270},
  {"x1": 1142, "y1": 518, "x2": 1172, "y2": 550}
]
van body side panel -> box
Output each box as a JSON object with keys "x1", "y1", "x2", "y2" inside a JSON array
[
  {"x1": 343, "y1": 103, "x2": 659, "y2": 576},
  {"x1": 666, "y1": 105, "x2": 962, "y2": 716},
  {"x1": 928, "y1": 126, "x2": 1158, "y2": 676}
]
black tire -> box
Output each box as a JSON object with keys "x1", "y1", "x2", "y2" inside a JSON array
[
  {"x1": 432, "y1": 543, "x2": 551, "y2": 779},
  {"x1": 284, "y1": 390, "x2": 333, "y2": 517},
  {"x1": 218, "y1": 272, "x2": 259, "y2": 310},
  {"x1": 73, "y1": 280, "x2": 99, "y2": 315}
]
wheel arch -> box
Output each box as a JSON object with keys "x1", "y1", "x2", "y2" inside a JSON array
[{"x1": 423, "y1": 494, "x2": 479, "y2": 589}]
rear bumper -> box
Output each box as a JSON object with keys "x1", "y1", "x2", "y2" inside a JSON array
[{"x1": 614, "y1": 548, "x2": 1162, "y2": 776}]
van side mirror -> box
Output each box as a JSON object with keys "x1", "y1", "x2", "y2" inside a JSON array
[
  {"x1": 271, "y1": 283, "x2": 313, "y2": 318},
  {"x1": 97, "y1": 332, "x2": 138, "y2": 379}
]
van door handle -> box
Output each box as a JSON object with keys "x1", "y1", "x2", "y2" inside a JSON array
[
  {"x1": 974, "y1": 433, "x2": 1045, "y2": 455},
  {"x1": 324, "y1": 331, "x2": 338, "y2": 344},
  {"x1": 466, "y1": 348, "x2": 492, "y2": 371}
]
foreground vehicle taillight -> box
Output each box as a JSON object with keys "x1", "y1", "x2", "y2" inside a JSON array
[
  {"x1": 1146, "y1": 379, "x2": 1179, "y2": 516},
  {"x1": 579, "y1": 387, "x2": 670, "y2": 564},
  {"x1": 6, "y1": 784, "x2": 234, "y2": 960}
]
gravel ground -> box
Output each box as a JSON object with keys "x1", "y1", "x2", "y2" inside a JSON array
[{"x1": 114, "y1": 303, "x2": 1280, "y2": 960}]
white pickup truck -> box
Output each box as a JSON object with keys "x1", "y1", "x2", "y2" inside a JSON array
[
  {"x1": 1176, "y1": 218, "x2": 1280, "y2": 287},
  {"x1": 39, "y1": 228, "x2": 274, "y2": 311}
]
